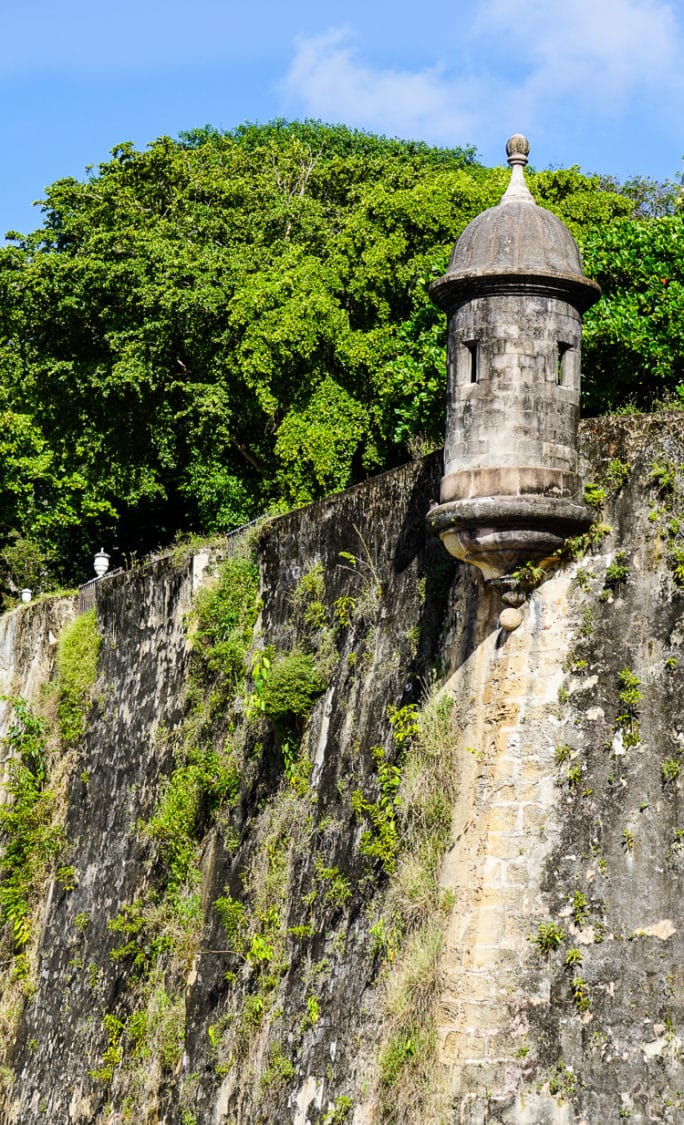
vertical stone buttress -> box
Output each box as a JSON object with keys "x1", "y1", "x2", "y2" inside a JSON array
[{"x1": 435, "y1": 576, "x2": 576, "y2": 1122}]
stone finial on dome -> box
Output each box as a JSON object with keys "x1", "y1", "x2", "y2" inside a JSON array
[
  {"x1": 502, "y1": 133, "x2": 533, "y2": 205},
  {"x1": 505, "y1": 134, "x2": 530, "y2": 166}
]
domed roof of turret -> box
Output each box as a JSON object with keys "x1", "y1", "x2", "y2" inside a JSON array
[{"x1": 430, "y1": 135, "x2": 600, "y2": 312}]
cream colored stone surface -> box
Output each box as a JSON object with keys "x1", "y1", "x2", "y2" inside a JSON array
[{"x1": 434, "y1": 570, "x2": 579, "y2": 1121}]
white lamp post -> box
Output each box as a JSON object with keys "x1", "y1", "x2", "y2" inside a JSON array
[
  {"x1": 20, "y1": 588, "x2": 32, "y2": 604},
  {"x1": 93, "y1": 549, "x2": 110, "y2": 579}
]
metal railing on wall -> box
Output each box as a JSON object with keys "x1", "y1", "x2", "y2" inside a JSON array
[
  {"x1": 75, "y1": 516, "x2": 269, "y2": 614},
  {"x1": 77, "y1": 568, "x2": 123, "y2": 615},
  {"x1": 224, "y1": 516, "x2": 266, "y2": 554}
]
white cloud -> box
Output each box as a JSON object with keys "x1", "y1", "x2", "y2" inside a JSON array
[
  {"x1": 280, "y1": 2, "x2": 684, "y2": 159},
  {"x1": 478, "y1": 0, "x2": 682, "y2": 106},
  {"x1": 280, "y1": 28, "x2": 485, "y2": 143}
]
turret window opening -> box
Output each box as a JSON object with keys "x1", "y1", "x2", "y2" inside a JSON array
[
  {"x1": 557, "y1": 342, "x2": 573, "y2": 386},
  {"x1": 465, "y1": 341, "x2": 479, "y2": 384}
]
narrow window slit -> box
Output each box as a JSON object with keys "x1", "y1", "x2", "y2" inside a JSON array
[
  {"x1": 465, "y1": 341, "x2": 478, "y2": 384},
  {"x1": 557, "y1": 342, "x2": 572, "y2": 386}
]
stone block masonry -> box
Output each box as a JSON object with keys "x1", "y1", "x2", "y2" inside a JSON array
[
  {"x1": 421, "y1": 414, "x2": 684, "y2": 1125},
  {"x1": 0, "y1": 416, "x2": 682, "y2": 1123},
  {"x1": 436, "y1": 569, "x2": 577, "y2": 1120}
]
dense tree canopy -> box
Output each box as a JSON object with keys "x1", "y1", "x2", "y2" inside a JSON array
[{"x1": 0, "y1": 120, "x2": 681, "y2": 591}]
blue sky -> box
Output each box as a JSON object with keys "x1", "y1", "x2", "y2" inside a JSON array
[{"x1": 1, "y1": 0, "x2": 683, "y2": 237}]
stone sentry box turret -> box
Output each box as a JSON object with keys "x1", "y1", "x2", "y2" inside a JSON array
[{"x1": 428, "y1": 134, "x2": 601, "y2": 593}]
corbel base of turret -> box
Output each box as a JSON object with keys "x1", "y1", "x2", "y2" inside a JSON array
[{"x1": 427, "y1": 493, "x2": 594, "y2": 625}]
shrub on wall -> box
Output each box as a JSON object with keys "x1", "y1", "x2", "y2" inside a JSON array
[{"x1": 55, "y1": 608, "x2": 102, "y2": 745}]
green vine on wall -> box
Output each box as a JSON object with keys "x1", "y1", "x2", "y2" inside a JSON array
[
  {"x1": 0, "y1": 700, "x2": 61, "y2": 954},
  {"x1": 0, "y1": 605, "x2": 102, "y2": 1077},
  {"x1": 94, "y1": 540, "x2": 329, "y2": 1109},
  {"x1": 354, "y1": 691, "x2": 459, "y2": 1123},
  {"x1": 352, "y1": 746, "x2": 402, "y2": 875},
  {"x1": 55, "y1": 609, "x2": 102, "y2": 745},
  {"x1": 646, "y1": 458, "x2": 684, "y2": 588}
]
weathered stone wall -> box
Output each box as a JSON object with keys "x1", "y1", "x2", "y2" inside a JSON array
[
  {"x1": 427, "y1": 414, "x2": 684, "y2": 1124},
  {"x1": 1, "y1": 560, "x2": 205, "y2": 1122},
  {"x1": 0, "y1": 596, "x2": 75, "y2": 740},
  {"x1": 0, "y1": 595, "x2": 76, "y2": 802},
  {"x1": 0, "y1": 415, "x2": 682, "y2": 1124},
  {"x1": 444, "y1": 294, "x2": 582, "y2": 503}
]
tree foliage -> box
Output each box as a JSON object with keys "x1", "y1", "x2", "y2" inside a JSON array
[
  {"x1": 582, "y1": 216, "x2": 684, "y2": 411},
  {"x1": 0, "y1": 120, "x2": 681, "y2": 587}
]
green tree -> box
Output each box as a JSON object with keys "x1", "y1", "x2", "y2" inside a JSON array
[
  {"x1": 0, "y1": 120, "x2": 679, "y2": 586},
  {"x1": 581, "y1": 215, "x2": 684, "y2": 412}
]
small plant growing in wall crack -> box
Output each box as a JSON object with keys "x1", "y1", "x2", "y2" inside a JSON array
[
  {"x1": 580, "y1": 605, "x2": 594, "y2": 637},
  {"x1": 88, "y1": 1013, "x2": 124, "y2": 1083},
  {"x1": 662, "y1": 757, "x2": 681, "y2": 784},
  {"x1": 260, "y1": 1042, "x2": 295, "y2": 1091},
  {"x1": 533, "y1": 921, "x2": 565, "y2": 955},
  {"x1": 564, "y1": 947, "x2": 583, "y2": 968},
  {"x1": 617, "y1": 668, "x2": 642, "y2": 711},
  {"x1": 313, "y1": 857, "x2": 351, "y2": 908},
  {"x1": 321, "y1": 1096, "x2": 353, "y2": 1123},
  {"x1": 573, "y1": 567, "x2": 591, "y2": 591},
  {"x1": 245, "y1": 650, "x2": 271, "y2": 718},
  {"x1": 511, "y1": 560, "x2": 545, "y2": 590},
  {"x1": 604, "y1": 551, "x2": 630, "y2": 592},
  {"x1": 571, "y1": 891, "x2": 589, "y2": 927},
  {"x1": 333, "y1": 595, "x2": 356, "y2": 628},
  {"x1": 571, "y1": 975, "x2": 591, "y2": 1013},
  {"x1": 584, "y1": 482, "x2": 607, "y2": 508},
  {"x1": 566, "y1": 763, "x2": 582, "y2": 789},
  {"x1": 547, "y1": 1060, "x2": 577, "y2": 1099},
  {"x1": 670, "y1": 543, "x2": 684, "y2": 588},
  {"x1": 380, "y1": 1027, "x2": 424, "y2": 1089},
  {"x1": 290, "y1": 562, "x2": 327, "y2": 633},
  {"x1": 622, "y1": 828, "x2": 636, "y2": 853},
  {"x1": 388, "y1": 703, "x2": 419, "y2": 746},
  {"x1": 55, "y1": 865, "x2": 78, "y2": 892},
  {"x1": 300, "y1": 994, "x2": 320, "y2": 1030},
  {"x1": 351, "y1": 746, "x2": 401, "y2": 874},
  {"x1": 369, "y1": 918, "x2": 398, "y2": 963},
  {"x1": 615, "y1": 668, "x2": 642, "y2": 747},
  {"x1": 604, "y1": 458, "x2": 631, "y2": 492},
  {"x1": 648, "y1": 460, "x2": 677, "y2": 495}
]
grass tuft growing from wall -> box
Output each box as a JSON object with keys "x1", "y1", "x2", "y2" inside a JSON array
[
  {"x1": 0, "y1": 700, "x2": 62, "y2": 953},
  {"x1": 55, "y1": 608, "x2": 102, "y2": 745},
  {"x1": 369, "y1": 690, "x2": 459, "y2": 1123}
]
